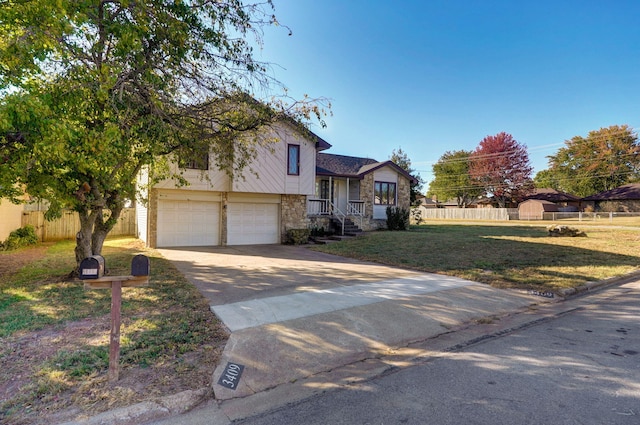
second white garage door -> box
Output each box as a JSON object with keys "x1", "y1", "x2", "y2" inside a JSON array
[{"x1": 227, "y1": 203, "x2": 279, "y2": 245}]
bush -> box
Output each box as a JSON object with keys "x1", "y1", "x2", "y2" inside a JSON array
[
  {"x1": 286, "y1": 228, "x2": 311, "y2": 245},
  {"x1": 386, "y1": 206, "x2": 409, "y2": 231},
  {"x1": 1, "y1": 225, "x2": 39, "y2": 250},
  {"x1": 309, "y1": 225, "x2": 327, "y2": 237}
]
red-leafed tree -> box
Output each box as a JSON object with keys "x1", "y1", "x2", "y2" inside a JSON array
[{"x1": 469, "y1": 132, "x2": 534, "y2": 207}]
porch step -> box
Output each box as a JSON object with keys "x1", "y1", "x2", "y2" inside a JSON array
[
  {"x1": 310, "y1": 235, "x2": 353, "y2": 244},
  {"x1": 330, "y1": 218, "x2": 363, "y2": 236}
]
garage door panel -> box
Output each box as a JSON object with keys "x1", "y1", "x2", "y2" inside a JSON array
[
  {"x1": 227, "y1": 203, "x2": 279, "y2": 245},
  {"x1": 158, "y1": 200, "x2": 220, "y2": 247}
]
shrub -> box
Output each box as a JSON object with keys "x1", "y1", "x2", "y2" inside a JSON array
[
  {"x1": 309, "y1": 225, "x2": 327, "y2": 237},
  {"x1": 1, "y1": 225, "x2": 39, "y2": 250},
  {"x1": 286, "y1": 228, "x2": 311, "y2": 245},
  {"x1": 386, "y1": 206, "x2": 409, "y2": 231}
]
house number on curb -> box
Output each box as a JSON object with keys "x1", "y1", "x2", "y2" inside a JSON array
[
  {"x1": 528, "y1": 290, "x2": 555, "y2": 298},
  {"x1": 218, "y1": 362, "x2": 245, "y2": 390}
]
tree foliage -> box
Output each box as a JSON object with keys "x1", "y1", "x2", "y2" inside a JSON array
[
  {"x1": 428, "y1": 150, "x2": 481, "y2": 207},
  {"x1": 533, "y1": 168, "x2": 562, "y2": 190},
  {"x1": 389, "y1": 147, "x2": 423, "y2": 205},
  {"x1": 543, "y1": 125, "x2": 640, "y2": 197},
  {"x1": 469, "y1": 132, "x2": 533, "y2": 208},
  {"x1": 0, "y1": 1, "x2": 326, "y2": 266}
]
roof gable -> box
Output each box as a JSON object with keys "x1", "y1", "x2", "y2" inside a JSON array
[
  {"x1": 316, "y1": 153, "x2": 379, "y2": 177},
  {"x1": 316, "y1": 153, "x2": 417, "y2": 183}
]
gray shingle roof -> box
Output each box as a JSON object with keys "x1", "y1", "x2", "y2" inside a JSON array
[
  {"x1": 316, "y1": 153, "x2": 379, "y2": 177},
  {"x1": 525, "y1": 188, "x2": 580, "y2": 202}
]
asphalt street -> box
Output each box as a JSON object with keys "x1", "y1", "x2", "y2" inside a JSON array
[{"x1": 236, "y1": 280, "x2": 640, "y2": 425}]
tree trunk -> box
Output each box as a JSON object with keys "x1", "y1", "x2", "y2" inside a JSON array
[
  {"x1": 92, "y1": 204, "x2": 123, "y2": 256},
  {"x1": 75, "y1": 209, "x2": 99, "y2": 270}
]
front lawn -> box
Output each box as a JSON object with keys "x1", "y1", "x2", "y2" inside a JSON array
[
  {"x1": 313, "y1": 224, "x2": 640, "y2": 291},
  {"x1": 0, "y1": 238, "x2": 228, "y2": 425}
]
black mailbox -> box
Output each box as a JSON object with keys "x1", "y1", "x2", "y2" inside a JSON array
[
  {"x1": 80, "y1": 255, "x2": 105, "y2": 279},
  {"x1": 131, "y1": 254, "x2": 150, "y2": 276}
]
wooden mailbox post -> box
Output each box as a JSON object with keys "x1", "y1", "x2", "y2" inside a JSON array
[{"x1": 82, "y1": 254, "x2": 150, "y2": 382}]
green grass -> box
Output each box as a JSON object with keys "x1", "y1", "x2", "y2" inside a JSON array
[
  {"x1": 0, "y1": 237, "x2": 227, "y2": 424},
  {"x1": 314, "y1": 223, "x2": 640, "y2": 291}
]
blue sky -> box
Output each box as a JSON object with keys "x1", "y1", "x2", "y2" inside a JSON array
[{"x1": 258, "y1": 1, "x2": 640, "y2": 188}]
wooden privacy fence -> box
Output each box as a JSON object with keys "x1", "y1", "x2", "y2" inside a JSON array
[{"x1": 21, "y1": 208, "x2": 136, "y2": 242}]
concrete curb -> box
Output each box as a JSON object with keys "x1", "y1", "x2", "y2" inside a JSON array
[
  {"x1": 58, "y1": 388, "x2": 211, "y2": 425},
  {"x1": 558, "y1": 270, "x2": 640, "y2": 297}
]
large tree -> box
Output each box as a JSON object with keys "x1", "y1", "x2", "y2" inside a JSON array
[
  {"x1": 543, "y1": 125, "x2": 640, "y2": 197},
  {"x1": 0, "y1": 1, "x2": 325, "y2": 267},
  {"x1": 428, "y1": 150, "x2": 482, "y2": 207},
  {"x1": 389, "y1": 147, "x2": 423, "y2": 205},
  {"x1": 469, "y1": 132, "x2": 533, "y2": 208}
]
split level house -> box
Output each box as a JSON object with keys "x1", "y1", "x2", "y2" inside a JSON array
[{"x1": 136, "y1": 121, "x2": 415, "y2": 248}]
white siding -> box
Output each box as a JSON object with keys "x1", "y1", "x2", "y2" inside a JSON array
[
  {"x1": 233, "y1": 123, "x2": 316, "y2": 195},
  {"x1": 135, "y1": 167, "x2": 150, "y2": 244},
  {"x1": 154, "y1": 164, "x2": 231, "y2": 192}
]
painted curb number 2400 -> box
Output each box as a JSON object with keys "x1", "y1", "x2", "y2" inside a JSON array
[{"x1": 218, "y1": 362, "x2": 245, "y2": 390}]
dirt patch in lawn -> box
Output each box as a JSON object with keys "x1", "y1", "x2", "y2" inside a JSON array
[
  {"x1": 1, "y1": 316, "x2": 226, "y2": 425},
  {"x1": 0, "y1": 244, "x2": 50, "y2": 279}
]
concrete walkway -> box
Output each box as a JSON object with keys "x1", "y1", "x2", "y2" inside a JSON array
[{"x1": 212, "y1": 274, "x2": 478, "y2": 331}]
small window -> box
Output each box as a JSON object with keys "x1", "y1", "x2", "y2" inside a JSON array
[
  {"x1": 181, "y1": 153, "x2": 209, "y2": 170},
  {"x1": 288, "y1": 144, "x2": 300, "y2": 175},
  {"x1": 319, "y1": 180, "x2": 331, "y2": 200},
  {"x1": 374, "y1": 181, "x2": 397, "y2": 205}
]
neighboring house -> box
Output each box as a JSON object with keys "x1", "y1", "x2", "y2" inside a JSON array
[
  {"x1": 136, "y1": 122, "x2": 414, "y2": 248},
  {"x1": 518, "y1": 199, "x2": 558, "y2": 220},
  {"x1": 0, "y1": 198, "x2": 23, "y2": 241},
  {"x1": 415, "y1": 196, "x2": 439, "y2": 209},
  {"x1": 582, "y1": 183, "x2": 640, "y2": 212},
  {"x1": 523, "y1": 188, "x2": 581, "y2": 211}
]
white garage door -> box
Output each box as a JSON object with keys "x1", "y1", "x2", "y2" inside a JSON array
[
  {"x1": 227, "y1": 203, "x2": 279, "y2": 245},
  {"x1": 157, "y1": 200, "x2": 220, "y2": 247}
]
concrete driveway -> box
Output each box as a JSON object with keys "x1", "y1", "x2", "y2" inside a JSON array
[
  {"x1": 157, "y1": 244, "x2": 427, "y2": 306},
  {"x1": 158, "y1": 244, "x2": 540, "y2": 405}
]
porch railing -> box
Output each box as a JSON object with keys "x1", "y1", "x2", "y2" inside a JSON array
[
  {"x1": 347, "y1": 200, "x2": 364, "y2": 229},
  {"x1": 307, "y1": 199, "x2": 331, "y2": 215},
  {"x1": 307, "y1": 199, "x2": 365, "y2": 217}
]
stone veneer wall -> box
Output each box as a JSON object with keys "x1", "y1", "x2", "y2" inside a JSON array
[
  {"x1": 360, "y1": 173, "x2": 377, "y2": 230},
  {"x1": 397, "y1": 175, "x2": 411, "y2": 211},
  {"x1": 148, "y1": 188, "x2": 158, "y2": 248},
  {"x1": 356, "y1": 173, "x2": 412, "y2": 231},
  {"x1": 281, "y1": 194, "x2": 309, "y2": 241}
]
